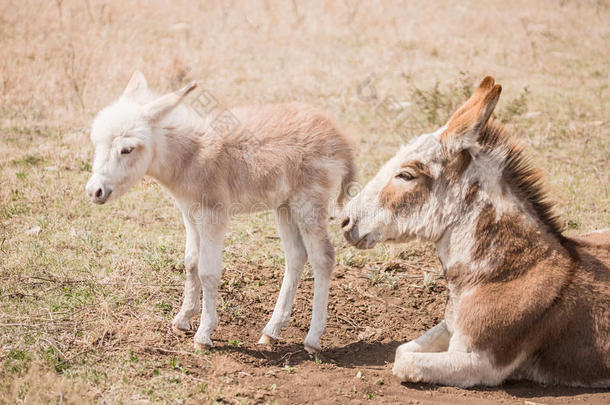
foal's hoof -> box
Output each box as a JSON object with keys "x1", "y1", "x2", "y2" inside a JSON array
[
  {"x1": 193, "y1": 340, "x2": 212, "y2": 351},
  {"x1": 171, "y1": 323, "x2": 191, "y2": 336},
  {"x1": 304, "y1": 343, "x2": 322, "y2": 354},
  {"x1": 257, "y1": 334, "x2": 277, "y2": 346},
  {"x1": 304, "y1": 335, "x2": 322, "y2": 354}
]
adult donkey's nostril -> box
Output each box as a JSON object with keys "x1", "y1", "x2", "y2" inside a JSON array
[
  {"x1": 341, "y1": 217, "x2": 350, "y2": 229},
  {"x1": 95, "y1": 188, "x2": 103, "y2": 199}
]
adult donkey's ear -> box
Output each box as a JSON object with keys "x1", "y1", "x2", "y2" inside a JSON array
[
  {"x1": 122, "y1": 71, "x2": 149, "y2": 99},
  {"x1": 142, "y1": 82, "x2": 197, "y2": 122},
  {"x1": 440, "y1": 76, "x2": 502, "y2": 157}
]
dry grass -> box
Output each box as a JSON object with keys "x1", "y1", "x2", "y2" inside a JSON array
[{"x1": 1, "y1": 0, "x2": 609, "y2": 403}]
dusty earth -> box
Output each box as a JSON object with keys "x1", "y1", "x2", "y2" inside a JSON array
[{"x1": 148, "y1": 245, "x2": 610, "y2": 404}]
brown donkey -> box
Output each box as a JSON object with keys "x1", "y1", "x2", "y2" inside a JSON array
[{"x1": 342, "y1": 76, "x2": 609, "y2": 387}]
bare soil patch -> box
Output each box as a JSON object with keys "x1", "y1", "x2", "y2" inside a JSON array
[{"x1": 121, "y1": 251, "x2": 608, "y2": 404}]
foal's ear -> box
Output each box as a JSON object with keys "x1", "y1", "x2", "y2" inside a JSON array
[
  {"x1": 122, "y1": 71, "x2": 149, "y2": 99},
  {"x1": 142, "y1": 82, "x2": 197, "y2": 122},
  {"x1": 440, "y1": 76, "x2": 502, "y2": 157}
]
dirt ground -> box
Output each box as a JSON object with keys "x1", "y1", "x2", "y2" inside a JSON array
[{"x1": 155, "y1": 252, "x2": 609, "y2": 404}]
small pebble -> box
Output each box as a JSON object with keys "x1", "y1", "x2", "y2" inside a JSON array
[{"x1": 25, "y1": 226, "x2": 41, "y2": 235}]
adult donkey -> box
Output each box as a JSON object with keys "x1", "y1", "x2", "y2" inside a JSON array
[
  {"x1": 342, "y1": 76, "x2": 609, "y2": 387},
  {"x1": 85, "y1": 72, "x2": 355, "y2": 352}
]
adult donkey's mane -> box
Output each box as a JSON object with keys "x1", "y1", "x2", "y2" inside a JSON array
[{"x1": 477, "y1": 120, "x2": 567, "y2": 244}]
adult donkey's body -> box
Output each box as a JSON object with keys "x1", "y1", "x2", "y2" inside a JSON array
[
  {"x1": 342, "y1": 76, "x2": 609, "y2": 387},
  {"x1": 86, "y1": 72, "x2": 355, "y2": 352}
]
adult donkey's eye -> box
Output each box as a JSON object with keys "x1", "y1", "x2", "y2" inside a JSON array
[
  {"x1": 396, "y1": 172, "x2": 415, "y2": 181},
  {"x1": 121, "y1": 147, "x2": 134, "y2": 155}
]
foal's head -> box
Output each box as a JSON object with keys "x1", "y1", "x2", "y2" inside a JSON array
[
  {"x1": 85, "y1": 71, "x2": 196, "y2": 204},
  {"x1": 343, "y1": 76, "x2": 508, "y2": 248}
]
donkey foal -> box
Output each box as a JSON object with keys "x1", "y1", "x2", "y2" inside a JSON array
[{"x1": 85, "y1": 71, "x2": 355, "y2": 352}]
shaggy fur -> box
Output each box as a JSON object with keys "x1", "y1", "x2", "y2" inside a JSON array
[
  {"x1": 86, "y1": 71, "x2": 355, "y2": 352},
  {"x1": 477, "y1": 120, "x2": 566, "y2": 245},
  {"x1": 342, "y1": 76, "x2": 609, "y2": 387}
]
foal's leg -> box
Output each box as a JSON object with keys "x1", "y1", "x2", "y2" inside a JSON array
[
  {"x1": 193, "y1": 219, "x2": 227, "y2": 349},
  {"x1": 172, "y1": 211, "x2": 202, "y2": 333},
  {"x1": 395, "y1": 321, "x2": 450, "y2": 354},
  {"x1": 259, "y1": 206, "x2": 308, "y2": 344},
  {"x1": 294, "y1": 205, "x2": 335, "y2": 353}
]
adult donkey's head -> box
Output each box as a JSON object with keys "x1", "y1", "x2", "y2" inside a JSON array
[
  {"x1": 85, "y1": 71, "x2": 196, "y2": 204},
  {"x1": 342, "y1": 76, "x2": 506, "y2": 248}
]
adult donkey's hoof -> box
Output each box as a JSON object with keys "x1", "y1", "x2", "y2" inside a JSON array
[
  {"x1": 257, "y1": 334, "x2": 277, "y2": 346},
  {"x1": 392, "y1": 352, "x2": 424, "y2": 383}
]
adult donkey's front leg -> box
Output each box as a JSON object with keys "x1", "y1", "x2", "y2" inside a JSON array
[
  {"x1": 172, "y1": 211, "x2": 201, "y2": 333},
  {"x1": 193, "y1": 218, "x2": 227, "y2": 349},
  {"x1": 392, "y1": 328, "x2": 513, "y2": 387},
  {"x1": 395, "y1": 321, "x2": 450, "y2": 354},
  {"x1": 392, "y1": 349, "x2": 510, "y2": 387}
]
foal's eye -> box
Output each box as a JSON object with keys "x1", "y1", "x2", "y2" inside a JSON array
[
  {"x1": 121, "y1": 147, "x2": 134, "y2": 155},
  {"x1": 396, "y1": 172, "x2": 415, "y2": 181}
]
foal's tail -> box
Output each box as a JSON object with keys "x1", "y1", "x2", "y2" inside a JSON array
[{"x1": 337, "y1": 153, "x2": 357, "y2": 208}]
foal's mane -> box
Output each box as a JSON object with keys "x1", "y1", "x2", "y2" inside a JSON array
[{"x1": 478, "y1": 120, "x2": 566, "y2": 241}]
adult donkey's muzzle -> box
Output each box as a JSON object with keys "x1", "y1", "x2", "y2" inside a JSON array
[{"x1": 342, "y1": 215, "x2": 372, "y2": 249}]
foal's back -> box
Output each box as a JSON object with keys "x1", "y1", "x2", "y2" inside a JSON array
[{"x1": 221, "y1": 103, "x2": 354, "y2": 207}]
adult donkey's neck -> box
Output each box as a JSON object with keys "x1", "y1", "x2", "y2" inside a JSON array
[
  {"x1": 436, "y1": 184, "x2": 578, "y2": 292},
  {"x1": 440, "y1": 205, "x2": 547, "y2": 281},
  {"x1": 437, "y1": 121, "x2": 578, "y2": 285}
]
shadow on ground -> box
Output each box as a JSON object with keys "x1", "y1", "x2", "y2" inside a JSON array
[
  {"x1": 217, "y1": 340, "x2": 608, "y2": 400},
  {"x1": 399, "y1": 379, "x2": 609, "y2": 399},
  {"x1": 214, "y1": 340, "x2": 402, "y2": 368}
]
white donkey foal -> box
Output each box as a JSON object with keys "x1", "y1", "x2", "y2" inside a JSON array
[{"x1": 85, "y1": 71, "x2": 355, "y2": 352}]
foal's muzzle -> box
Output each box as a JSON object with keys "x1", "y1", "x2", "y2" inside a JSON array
[{"x1": 85, "y1": 175, "x2": 112, "y2": 204}]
